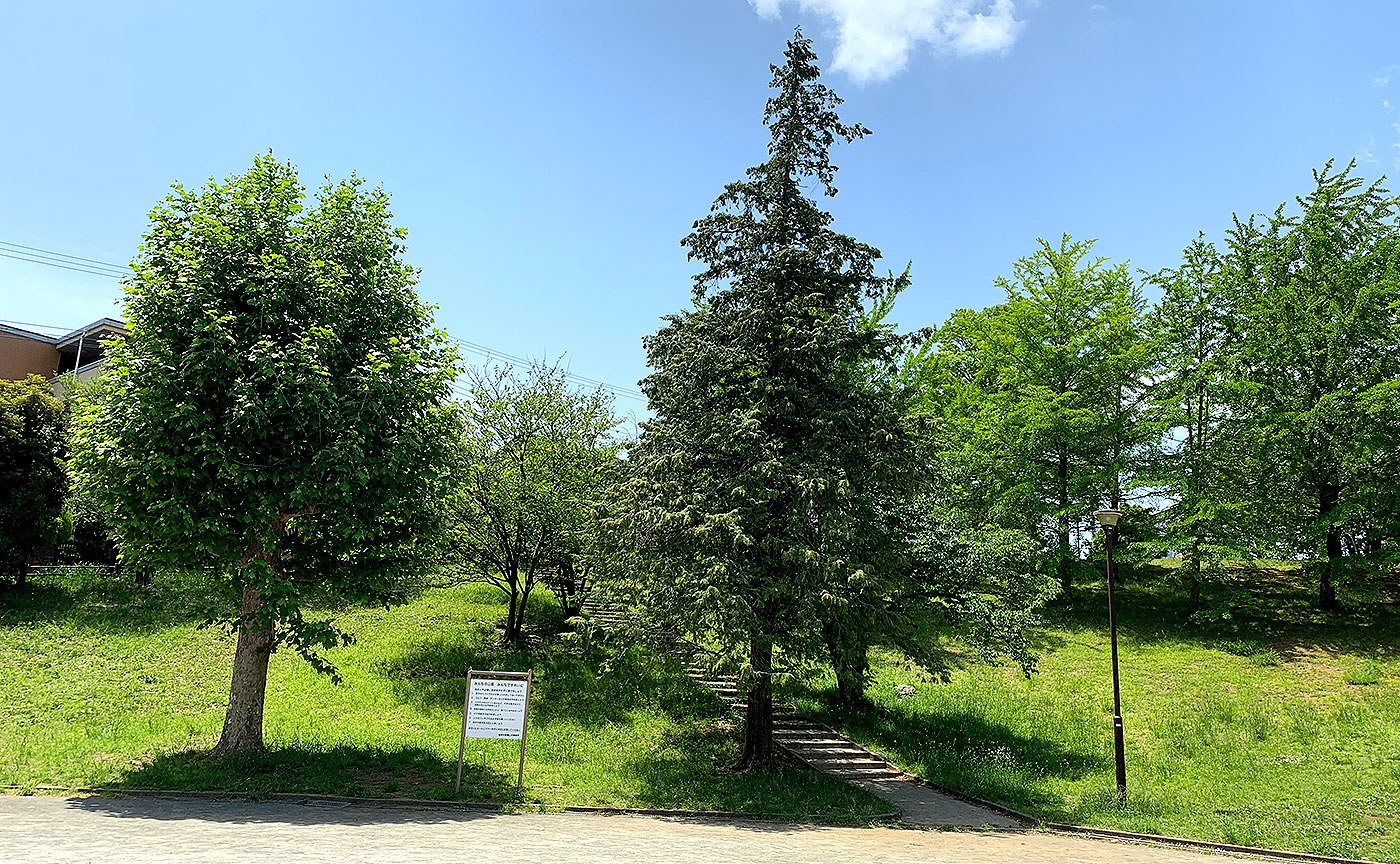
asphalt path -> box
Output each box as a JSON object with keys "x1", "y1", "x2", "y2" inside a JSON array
[{"x1": 0, "y1": 794, "x2": 1244, "y2": 864}]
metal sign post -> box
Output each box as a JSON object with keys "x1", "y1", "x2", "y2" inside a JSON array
[{"x1": 455, "y1": 669, "x2": 534, "y2": 794}]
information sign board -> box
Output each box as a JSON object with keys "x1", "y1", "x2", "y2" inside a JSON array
[
  {"x1": 455, "y1": 669, "x2": 533, "y2": 792},
  {"x1": 465, "y1": 677, "x2": 528, "y2": 739}
]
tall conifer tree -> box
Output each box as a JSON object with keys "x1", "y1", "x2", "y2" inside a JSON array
[{"x1": 620, "y1": 34, "x2": 915, "y2": 767}]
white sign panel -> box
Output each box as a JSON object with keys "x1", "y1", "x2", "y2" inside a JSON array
[{"x1": 464, "y1": 677, "x2": 529, "y2": 739}]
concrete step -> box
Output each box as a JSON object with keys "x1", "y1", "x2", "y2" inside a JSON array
[
  {"x1": 773, "y1": 722, "x2": 830, "y2": 734},
  {"x1": 823, "y1": 766, "x2": 903, "y2": 780},
  {"x1": 729, "y1": 704, "x2": 797, "y2": 714},
  {"x1": 773, "y1": 736, "x2": 856, "y2": 748},
  {"x1": 783, "y1": 745, "x2": 871, "y2": 758},
  {"x1": 794, "y1": 755, "x2": 890, "y2": 769}
]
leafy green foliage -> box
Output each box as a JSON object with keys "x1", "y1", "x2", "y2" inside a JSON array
[
  {"x1": 1227, "y1": 161, "x2": 1400, "y2": 608},
  {"x1": 69, "y1": 154, "x2": 458, "y2": 747},
  {"x1": 901, "y1": 506, "x2": 1057, "y2": 678},
  {"x1": 925, "y1": 236, "x2": 1151, "y2": 596},
  {"x1": 0, "y1": 375, "x2": 67, "y2": 579},
  {"x1": 1141, "y1": 237, "x2": 1258, "y2": 608},
  {"x1": 619, "y1": 33, "x2": 923, "y2": 760},
  {"x1": 446, "y1": 363, "x2": 621, "y2": 640}
]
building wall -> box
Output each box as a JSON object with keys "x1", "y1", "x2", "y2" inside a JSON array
[
  {"x1": 0, "y1": 334, "x2": 59, "y2": 381},
  {"x1": 49, "y1": 362, "x2": 105, "y2": 401}
]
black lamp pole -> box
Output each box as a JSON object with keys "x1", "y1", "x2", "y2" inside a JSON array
[{"x1": 1104, "y1": 520, "x2": 1127, "y2": 801}]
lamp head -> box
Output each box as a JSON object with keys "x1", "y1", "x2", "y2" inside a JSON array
[{"x1": 1094, "y1": 509, "x2": 1122, "y2": 528}]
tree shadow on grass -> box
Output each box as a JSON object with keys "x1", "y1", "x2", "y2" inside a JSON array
[
  {"x1": 624, "y1": 722, "x2": 894, "y2": 823},
  {"x1": 0, "y1": 566, "x2": 449, "y2": 636},
  {"x1": 381, "y1": 624, "x2": 727, "y2": 730},
  {"x1": 0, "y1": 567, "x2": 217, "y2": 633},
  {"x1": 1048, "y1": 567, "x2": 1400, "y2": 660},
  {"x1": 785, "y1": 691, "x2": 1105, "y2": 820},
  {"x1": 111, "y1": 743, "x2": 519, "y2": 803}
]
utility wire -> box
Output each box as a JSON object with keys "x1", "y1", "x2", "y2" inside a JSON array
[
  {"x1": 1, "y1": 240, "x2": 648, "y2": 404},
  {"x1": 0, "y1": 251, "x2": 128, "y2": 279},
  {"x1": 0, "y1": 242, "x2": 130, "y2": 275}
]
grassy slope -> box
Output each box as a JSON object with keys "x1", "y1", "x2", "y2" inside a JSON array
[
  {"x1": 783, "y1": 567, "x2": 1400, "y2": 861},
  {"x1": 0, "y1": 568, "x2": 886, "y2": 820}
]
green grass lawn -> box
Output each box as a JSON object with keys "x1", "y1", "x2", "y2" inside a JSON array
[
  {"x1": 782, "y1": 567, "x2": 1400, "y2": 861},
  {"x1": 0, "y1": 567, "x2": 887, "y2": 821}
]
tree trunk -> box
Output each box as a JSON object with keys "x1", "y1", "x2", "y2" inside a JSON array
[
  {"x1": 556, "y1": 558, "x2": 584, "y2": 619},
  {"x1": 213, "y1": 584, "x2": 274, "y2": 754},
  {"x1": 1318, "y1": 483, "x2": 1342, "y2": 611},
  {"x1": 1057, "y1": 449, "x2": 1072, "y2": 598},
  {"x1": 517, "y1": 579, "x2": 534, "y2": 637},
  {"x1": 834, "y1": 649, "x2": 868, "y2": 705},
  {"x1": 823, "y1": 620, "x2": 868, "y2": 705},
  {"x1": 739, "y1": 635, "x2": 775, "y2": 770},
  {"x1": 1187, "y1": 537, "x2": 1202, "y2": 614},
  {"x1": 504, "y1": 579, "x2": 520, "y2": 642}
]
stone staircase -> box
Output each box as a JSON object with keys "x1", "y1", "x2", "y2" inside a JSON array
[
  {"x1": 583, "y1": 597, "x2": 909, "y2": 785},
  {"x1": 579, "y1": 594, "x2": 1024, "y2": 826}
]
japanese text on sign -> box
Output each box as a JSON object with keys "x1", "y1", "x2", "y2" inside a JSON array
[{"x1": 464, "y1": 677, "x2": 528, "y2": 739}]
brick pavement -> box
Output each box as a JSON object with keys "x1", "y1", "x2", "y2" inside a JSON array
[{"x1": 0, "y1": 794, "x2": 1238, "y2": 863}]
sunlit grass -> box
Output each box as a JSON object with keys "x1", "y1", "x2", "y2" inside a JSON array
[
  {"x1": 782, "y1": 567, "x2": 1400, "y2": 861},
  {"x1": 0, "y1": 568, "x2": 887, "y2": 821}
]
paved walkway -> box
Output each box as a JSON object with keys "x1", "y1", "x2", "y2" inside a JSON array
[{"x1": 0, "y1": 795, "x2": 1236, "y2": 863}]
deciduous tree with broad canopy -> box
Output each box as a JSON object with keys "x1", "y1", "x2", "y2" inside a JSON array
[
  {"x1": 1227, "y1": 162, "x2": 1400, "y2": 609},
  {"x1": 930, "y1": 237, "x2": 1151, "y2": 599},
  {"x1": 70, "y1": 154, "x2": 459, "y2": 754},
  {"x1": 446, "y1": 362, "x2": 621, "y2": 640}
]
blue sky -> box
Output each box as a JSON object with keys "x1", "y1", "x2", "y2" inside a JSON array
[{"x1": 2, "y1": 1, "x2": 1398, "y2": 415}]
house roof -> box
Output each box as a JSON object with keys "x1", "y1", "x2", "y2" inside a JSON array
[
  {"x1": 0, "y1": 321, "x2": 59, "y2": 343},
  {"x1": 55, "y1": 317, "x2": 126, "y2": 348}
]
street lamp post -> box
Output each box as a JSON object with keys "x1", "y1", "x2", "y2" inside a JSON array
[{"x1": 1094, "y1": 508, "x2": 1127, "y2": 802}]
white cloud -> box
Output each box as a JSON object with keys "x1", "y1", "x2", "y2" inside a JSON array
[
  {"x1": 750, "y1": 0, "x2": 1024, "y2": 84},
  {"x1": 1357, "y1": 134, "x2": 1377, "y2": 165},
  {"x1": 1371, "y1": 65, "x2": 1399, "y2": 88}
]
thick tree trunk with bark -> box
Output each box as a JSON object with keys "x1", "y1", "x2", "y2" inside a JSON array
[
  {"x1": 739, "y1": 635, "x2": 775, "y2": 770},
  {"x1": 213, "y1": 583, "x2": 274, "y2": 754},
  {"x1": 1318, "y1": 483, "x2": 1342, "y2": 611}
]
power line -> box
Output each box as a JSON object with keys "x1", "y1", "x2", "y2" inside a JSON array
[
  {"x1": 0, "y1": 317, "x2": 83, "y2": 336},
  {"x1": 0, "y1": 250, "x2": 127, "y2": 280},
  {"x1": 0, "y1": 237, "x2": 649, "y2": 405},
  {"x1": 450, "y1": 338, "x2": 644, "y2": 402},
  {"x1": 0, "y1": 241, "x2": 129, "y2": 275}
]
